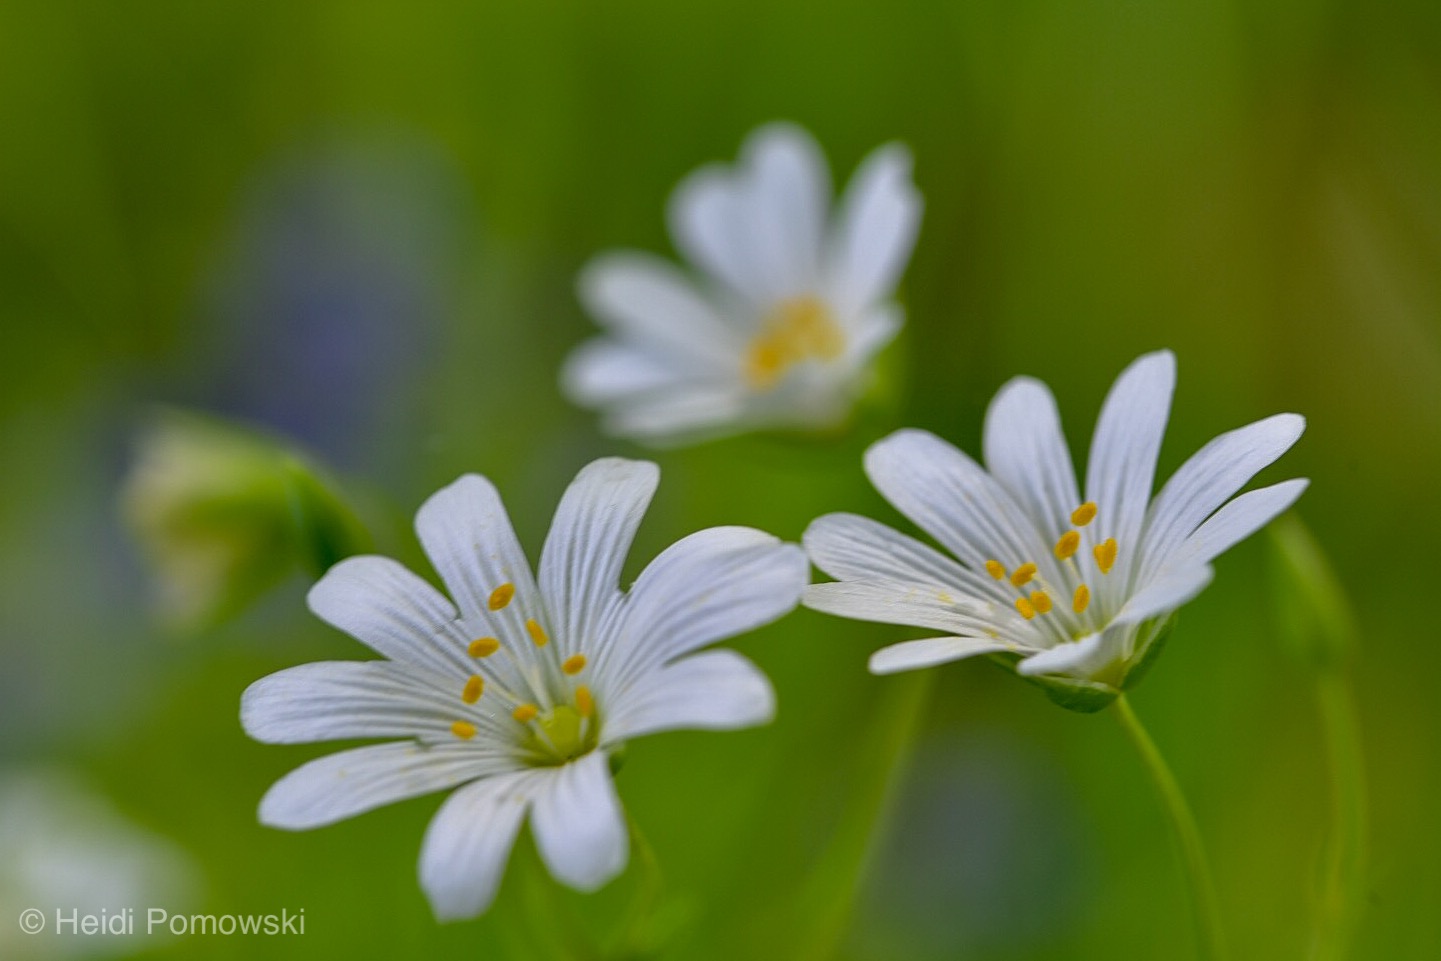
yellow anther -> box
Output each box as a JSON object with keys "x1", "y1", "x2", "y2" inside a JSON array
[
  {"x1": 488, "y1": 583, "x2": 515, "y2": 610},
  {"x1": 562, "y1": 654, "x2": 587, "y2": 675},
  {"x1": 1015, "y1": 597, "x2": 1037, "y2": 620},
  {"x1": 1073, "y1": 583, "x2": 1091, "y2": 614},
  {"x1": 1030, "y1": 590, "x2": 1053, "y2": 614},
  {"x1": 1071, "y1": 502, "x2": 1098, "y2": 527},
  {"x1": 451, "y1": 721, "x2": 477, "y2": 740},
  {"x1": 525, "y1": 618, "x2": 549, "y2": 647},
  {"x1": 1094, "y1": 538, "x2": 1118, "y2": 575},
  {"x1": 744, "y1": 296, "x2": 844, "y2": 389},
  {"x1": 1054, "y1": 530, "x2": 1081, "y2": 560},
  {"x1": 575, "y1": 685, "x2": 595, "y2": 717},
  {"x1": 985, "y1": 559, "x2": 1006, "y2": 580},
  {"x1": 512, "y1": 704, "x2": 538, "y2": 723},
  {"x1": 468, "y1": 636, "x2": 500, "y2": 658},
  {"x1": 461, "y1": 675, "x2": 484, "y2": 704},
  {"x1": 1010, "y1": 562, "x2": 1038, "y2": 588}
]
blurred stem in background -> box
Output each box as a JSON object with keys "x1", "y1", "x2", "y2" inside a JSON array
[
  {"x1": 121, "y1": 408, "x2": 371, "y2": 633},
  {"x1": 609, "y1": 813, "x2": 665, "y2": 959},
  {"x1": 1269, "y1": 516, "x2": 1368, "y2": 961},
  {"x1": 794, "y1": 670, "x2": 935, "y2": 960},
  {"x1": 1112, "y1": 695, "x2": 1229, "y2": 961}
]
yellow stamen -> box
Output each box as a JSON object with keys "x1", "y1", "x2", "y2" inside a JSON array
[
  {"x1": 512, "y1": 704, "x2": 538, "y2": 723},
  {"x1": 1071, "y1": 502, "x2": 1098, "y2": 527},
  {"x1": 488, "y1": 583, "x2": 515, "y2": 610},
  {"x1": 1029, "y1": 590, "x2": 1053, "y2": 614},
  {"x1": 575, "y1": 685, "x2": 594, "y2": 717},
  {"x1": 1094, "y1": 538, "x2": 1118, "y2": 575},
  {"x1": 1010, "y1": 562, "x2": 1038, "y2": 588},
  {"x1": 744, "y1": 296, "x2": 844, "y2": 389},
  {"x1": 1015, "y1": 597, "x2": 1037, "y2": 620},
  {"x1": 1073, "y1": 584, "x2": 1091, "y2": 614},
  {"x1": 985, "y1": 559, "x2": 1006, "y2": 580},
  {"x1": 562, "y1": 654, "x2": 587, "y2": 675},
  {"x1": 461, "y1": 675, "x2": 484, "y2": 704},
  {"x1": 1054, "y1": 530, "x2": 1081, "y2": 560},
  {"x1": 468, "y1": 636, "x2": 500, "y2": 658},
  {"x1": 525, "y1": 618, "x2": 548, "y2": 647},
  {"x1": 451, "y1": 721, "x2": 477, "y2": 740}
]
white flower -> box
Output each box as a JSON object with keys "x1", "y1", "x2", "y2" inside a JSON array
[
  {"x1": 563, "y1": 122, "x2": 923, "y2": 443},
  {"x1": 242, "y1": 458, "x2": 807, "y2": 919},
  {"x1": 803, "y1": 351, "x2": 1307, "y2": 708}
]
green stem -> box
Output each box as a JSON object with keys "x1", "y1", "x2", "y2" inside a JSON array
[
  {"x1": 1113, "y1": 694, "x2": 1229, "y2": 961},
  {"x1": 1309, "y1": 671, "x2": 1367, "y2": 961},
  {"x1": 609, "y1": 813, "x2": 665, "y2": 958}
]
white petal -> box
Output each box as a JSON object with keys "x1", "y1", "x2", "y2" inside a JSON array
[
  {"x1": 539, "y1": 459, "x2": 659, "y2": 657},
  {"x1": 307, "y1": 556, "x2": 472, "y2": 678},
  {"x1": 1110, "y1": 565, "x2": 1215, "y2": 627},
  {"x1": 803, "y1": 581, "x2": 1006, "y2": 638},
  {"x1": 602, "y1": 649, "x2": 775, "y2": 742},
  {"x1": 242, "y1": 661, "x2": 477, "y2": 744},
  {"x1": 983, "y1": 376, "x2": 1081, "y2": 542},
  {"x1": 561, "y1": 339, "x2": 692, "y2": 406},
  {"x1": 825, "y1": 142, "x2": 921, "y2": 315},
  {"x1": 668, "y1": 162, "x2": 764, "y2": 299},
  {"x1": 413, "y1": 475, "x2": 548, "y2": 685},
  {"x1": 602, "y1": 384, "x2": 752, "y2": 445},
  {"x1": 843, "y1": 303, "x2": 903, "y2": 366},
  {"x1": 600, "y1": 528, "x2": 807, "y2": 689},
  {"x1": 419, "y1": 770, "x2": 538, "y2": 920},
  {"x1": 1142, "y1": 413, "x2": 1307, "y2": 568},
  {"x1": 576, "y1": 252, "x2": 737, "y2": 363},
  {"x1": 258, "y1": 742, "x2": 512, "y2": 830},
  {"x1": 530, "y1": 751, "x2": 628, "y2": 892},
  {"x1": 741, "y1": 122, "x2": 830, "y2": 294},
  {"x1": 863, "y1": 428, "x2": 1043, "y2": 575},
  {"x1": 1084, "y1": 350, "x2": 1176, "y2": 583},
  {"x1": 1168, "y1": 478, "x2": 1309, "y2": 571},
  {"x1": 1016, "y1": 632, "x2": 1110, "y2": 677},
  {"x1": 869, "y1": 636, "x2": 1015, "y2": 674},
  {"x1": 804, "y1": 512, "x2": 978, "y2": 591}
]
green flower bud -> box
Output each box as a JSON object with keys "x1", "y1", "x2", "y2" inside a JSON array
[{"x1": 121, "y1": 409, "x2": 368, "y2": 631}]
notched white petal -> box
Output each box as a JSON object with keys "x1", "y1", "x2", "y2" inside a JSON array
[
  {"x1": 419, "y1": 771, "x2": 537, "y2": 921},
  {"x1": 258, "y1": 742, "x2": 511, "y2": 831},
  {"x1": 1016, "y1": 633, "x2": 1109, "y2": 678},
  {"x1": 869, "y1": 636, "x2": 1015, "y2": 674},
  {"x1": 602, "y1": 649, "x2": 775, "y2": 742},
  {"x1": 241, "y1": 661, "x2": 457, "y2": 744},
  {"x1": 530, "y1": 751, "x2": 628, "y2": 892},
  {"x1": 306, "y1": 555, "x2": 469, "y2": 677}
]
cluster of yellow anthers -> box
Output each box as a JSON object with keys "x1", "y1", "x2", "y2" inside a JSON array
[
  {"x1": 984, "y1": 501, "x2": 1118, "y2": 624},
  {"x1": 448, "y1": 582, "x2": 593, "y2": 747},
  {"x1": 745, "y1": 296, "x2": 845, "y2": 389}
]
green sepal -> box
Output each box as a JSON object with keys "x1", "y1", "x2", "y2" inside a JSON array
[
  {"x1": 607, "y1": 744, "x2": 628, "y2": 777},
  {"x1": 281, "y1": 458, "x2": 372, "y2": 577},
  {"x1": 1119, "y1": 612, "x2": 1179, "y2": 692},
  {"x1": 987, "y1": 652, "x2": 1120, "y2": 713}
]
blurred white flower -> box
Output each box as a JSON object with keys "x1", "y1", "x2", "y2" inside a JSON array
[
  {"x1": 804, "y1": 351, "x2": 1307, "y2": 709},
  {"x1": 243, "y1": 458, "x2": 806, "y2": 919},
  {"x1": 564, "y1": 123, "x2": 922, "y2": 443},
  {"x1": 0, "y1": 771, "x2": 200, "y2": 960}
]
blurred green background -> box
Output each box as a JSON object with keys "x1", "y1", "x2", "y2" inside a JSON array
[{"x1": 2, "y1": 0, "x2": 1438, "y2": 958}]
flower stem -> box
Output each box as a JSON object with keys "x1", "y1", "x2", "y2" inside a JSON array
[
  {"x1": 609, "y1": 812, "x2": 665, "y2": 958},
  {"x1": 1309, "y1": 671, "x2": 1367, "y2": 961},
  {"x1": 1112, "y1": 694, "x2": 1229, "y2": 961}
]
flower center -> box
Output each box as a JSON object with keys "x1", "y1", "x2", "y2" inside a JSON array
[
  {"x1": 447, "y1": 581, "x2": 599, "y2": 764},
  {"x1": 744, "y1": 296, "x2": 844, "y2": 389},
  {"x1": 984, "y1": 501, "x2": 1121, "y2": 641}
]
